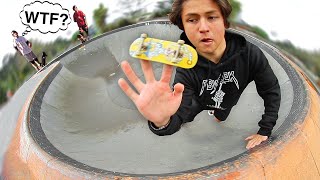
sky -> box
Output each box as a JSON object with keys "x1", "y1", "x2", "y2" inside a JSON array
[
  {"x1": 239, "y1": 0, "x2": 320, "y2": 51},
  {"x1": 1, "y1": 0, "x2": 320, "y2": 68}
]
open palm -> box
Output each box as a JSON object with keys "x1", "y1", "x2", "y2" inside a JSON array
[{"x1": 118, "y1": 60, "x2": 184, "y2": 126}]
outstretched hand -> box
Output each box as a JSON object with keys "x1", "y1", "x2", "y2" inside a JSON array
[
  {"x1": 245, "y1": 134, "x2": 268, "y2": 149},
  {"x1": 118, "y1": 60, "x2": 184, "y2": 127}
]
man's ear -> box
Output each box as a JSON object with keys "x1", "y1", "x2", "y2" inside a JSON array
[{"x1": 224, "y1": 20, "x2": 230, "y2": 29}]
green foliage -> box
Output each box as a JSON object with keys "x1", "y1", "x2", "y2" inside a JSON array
[
  {"x1": 118, "y1": 0, "x2": 146, "y2": 20},
  {"x1": 71, "y1": 31, "x2": 80, "y2": 42},
  {"x1": 0, "y1": 38, "x2": 72, "y2": 104},
  {"x1": 251, "y1": 26, "x2": 269, "y2": 40},
  {"x1": 93, "y1": 3, "x2": 108, "y2": 33},
  {"x1": 229, "y1": 0, "x2": 241, "y2": 20},
  {"x1": 108, "y1": 18, "x2": 134, "y2": 31},
  {"x1": 0, "y1": 54, "x2": 31, "y2": 103},
  {"x1": 275, "y1": 40, "x2": 320, "y2": 77},
  {"x1": 151, "y1": 0, "x2": 173, "y2": 19}
]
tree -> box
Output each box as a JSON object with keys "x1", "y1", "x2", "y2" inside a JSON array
[
  {"x1": 152, "y1": 0, "x2": 174, "y2": 19},
  {"x1": 251, "y1": 26, "x2": 269, "y2": 40},
  {"x1": 229, "y1": 0, "x2": 241, "y2": 21},
  {"x1": 0, "y1": 38, "x2": 72, "y2": 105},
  {"x1": 93, "y1": 3, "x2": 108, "y2": 34},
  {"x1": 117, "y1": 0, "x2": 148, "y2": 22}
]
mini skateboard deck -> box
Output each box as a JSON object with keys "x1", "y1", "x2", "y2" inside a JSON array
[
  {"x1": 77, "y1": 34, "x2": 87, "y2": 50},
  {"x1": 129, "y1": 33, "x2": 198, "y2": 69},
  {"x1": 79, "y1": 44, "x2": 86, "y2": 50}
]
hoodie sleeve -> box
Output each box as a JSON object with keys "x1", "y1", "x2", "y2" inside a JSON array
[
  {"x1": 148, "y1": 68, "x2": 202, "y2": 136},
  {"x1": 249, "y1": 44, "x2": 281, "y2": 137}
]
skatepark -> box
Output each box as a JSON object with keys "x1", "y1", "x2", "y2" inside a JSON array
[{"x1": 1, "y1": 21, "x2": 320, "y2": 179}]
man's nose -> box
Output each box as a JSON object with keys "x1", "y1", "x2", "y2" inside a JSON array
[{"x1": 199, "y1": 19, "x2": 210, "y2": 33}]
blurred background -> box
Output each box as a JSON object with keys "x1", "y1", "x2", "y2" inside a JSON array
[{"x1": 0, "y1": 0, "x2": 319, "y2": 107}]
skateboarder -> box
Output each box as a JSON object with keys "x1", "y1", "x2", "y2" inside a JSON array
[
  {"x1": 12, "y1": 30, "x2": 46, "y2": 71},
  {"x1": 118, "y1": 0, "x2": 281, "y2": 150},
  {"x1": 73, "y1": 5, "x2": 89, "y2": 42}
]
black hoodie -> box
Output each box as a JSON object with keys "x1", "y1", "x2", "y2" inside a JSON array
[{"x1": 149, "y1": 31, "x2": 281, "y2": 137}]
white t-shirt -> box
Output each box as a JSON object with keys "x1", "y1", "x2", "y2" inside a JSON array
[{"x1": 13, "y1": 36, "x2": 32, "y2": 55}]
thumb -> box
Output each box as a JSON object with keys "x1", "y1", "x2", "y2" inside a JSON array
[{"x1": 173, "y1": 83, "x2": 184, "y2": 95}]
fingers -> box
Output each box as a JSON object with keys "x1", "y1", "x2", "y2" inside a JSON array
[
  {"x1": 118, "y1": 78, "x2": 138, "y2": 102},
  {"x1": 140, "y1": 60, "x2": 155, "y2": 83},
  {"x1": 245, "y1": 135, "x2": 258, "y2": 149},
  {"x1": 246, "y1": 138, "x2": 262, "y2": 150},
  {"x1": 160, "y1": 64, "x2": 174, "y2": 83},
  {"x1": 245, "y1": 135, "x2": 254, "y2": 141},
  {"x1": 173, "y1": 83, "x2": 184, "y2": 96},
  {"x1": 245, "y1": 135, "x2": 268, "y2": 149},
  {"x1": 120, "y1": 61, "x2": 144, "y2": 92}
]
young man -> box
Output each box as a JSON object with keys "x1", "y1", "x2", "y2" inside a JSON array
[
  {"x1": 118, "y1": 0, "x2": 281, "y2": 150},
  {"x1": 73, "y1": 5, "x2": 89, "y2": 41},
  {"x1": 12, "y1": 30, "x2": 42, "y2": 71}
]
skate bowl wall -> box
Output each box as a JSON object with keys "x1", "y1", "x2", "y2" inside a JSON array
[{"x1": 2, "y1": 21, "x2": 320, "y2": 179}]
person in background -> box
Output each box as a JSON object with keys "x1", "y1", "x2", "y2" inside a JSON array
[
  {"x1": 12, "y1": 30, "x2": 42, "y2": 71},
  {"x1": 73, "y1": 5, "x2": 89, "y2": 41}
]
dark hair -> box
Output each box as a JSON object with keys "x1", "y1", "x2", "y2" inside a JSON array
[
  {"x1": 73, "y1": 5, "x2": 77, "y2": 10},
  {"x1": 168, "y1": 0, "x2": 232, "y2": 30},
  {"x1": 11, "y1": 30, "x2": 18, "y2": 34}
]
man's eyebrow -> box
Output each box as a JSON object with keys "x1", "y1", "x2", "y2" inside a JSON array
[
  {"x1": 185, "y1": 10, "x2": 218, "y2": 16},
  {"x1": 205, "y1": 10, "x2": 218, "y2": 15}
]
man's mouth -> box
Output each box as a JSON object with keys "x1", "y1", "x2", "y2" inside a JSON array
[
  {"x1": 200, "y1": 38, "x2": 213, "y2": 44},
  {"x1": 200, "y1": 38, "x2": 213, "y2": 45}
]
